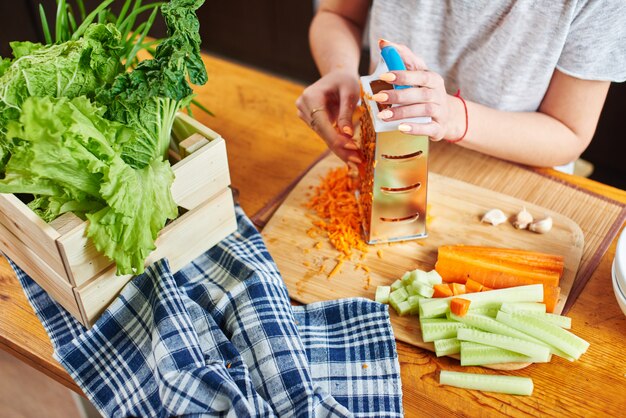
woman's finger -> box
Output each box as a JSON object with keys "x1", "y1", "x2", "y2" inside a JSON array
[
  {"x1": 397, "y1": 121, "x2": 445, "y2": 141},
  {"x1": 378, "y1": 39, "x2": 428, "y2": 71},
  {"x1": 377, "y1": 102, "x2": 442, "y2": 122},
  {"x1": 380, "y1": 69, "x2": 443, "y2": 90},
  {"x1": 373, "y1": 87, "x2": 439, "y2": 105}
]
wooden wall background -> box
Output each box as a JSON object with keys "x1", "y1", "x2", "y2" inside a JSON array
[{"x1": 1, "y1": 0, "x2": 624, "y2": 189}]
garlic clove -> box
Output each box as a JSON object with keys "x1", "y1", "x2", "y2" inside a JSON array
[
  {"x1": 481, "y1": 208, "x2": 508, "y2": 226},
  {"x1": 529, "y1": 216, "x2": 553, "y2": 234},
  {"x1": 513, "y1": 207, "x2": 534, "y2": 230}
]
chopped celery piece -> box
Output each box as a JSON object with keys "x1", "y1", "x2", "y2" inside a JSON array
[
  {"x1": 389, "y1": 287, "x2": 409, "y2": 305},
  {"x1": 407, "y1": 295, "x2": 423, "y2": 315},
  {"x1": 496, "y1": 311, "x2": 589, "y2": 360},
  {"x1": 424, "y1": 270, "x2": 443, "y2": 285},
  {"x1": 421, "y1": 320, "x2": 468, "y2": 342},
  {"x1": 375, "y1": 286, "x2": 391, "y2": 304},
  {"x1": 408, "y1": 282, "x2": 434, "y2": 298},
  {"x1": 439, "y1": 370, "x2": 533, "y2": 396},
  {"x1": 390, "y1": 279, "x2": 403, "y2": 291},
  {"x1": 500, "y1": 302, "x2": 546, "y2": 313},
  {"x1": 460, "y1": 342, "x2": 547, "y2": 366},
  {"x1": 396, "y1": 300, "x2": 413, "y2": 316},
  {"x1": 457, "y1": 328, "x2": 551, "y2": 362},
  {"x1": 434, "y1": 338, "x2": 461, "y2": 357},
  {"x1": 419, "y1": 284, "x2": 544, "y2": 319},
  {"x1": 401, "y1": 271, "x2": 414, "y2": 286}
]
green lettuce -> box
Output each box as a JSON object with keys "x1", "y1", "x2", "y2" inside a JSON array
[
  {"x1": 0, "y1": 0, "x2": 207, "y2": 275},
  {"x1": 98, "y1": 0, "x2": 207, "y2": 169},
  {"x1": 1, "y1": 96, "x2": 177, "y2": 274}
]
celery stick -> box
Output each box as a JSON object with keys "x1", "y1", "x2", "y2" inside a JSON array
[
  {"x1": 521, "y1": 312, "x2": 572, "y2": 329},
  {"x1": 440, "y1": 370, "x2": 533, "y2": 396},
  {"x1": 500, "y1": 302, "x2": 546, "y2": 313},
  {"x1": 375, "y1": 286, "x2": 391, "y2": 304},
  {"x1": 434, "y1": 338, "x2": 461, "y2": 357},
  {"x1": 457, "y1": 328, "x2": 551, "y2": 362},
  {"x1": 391, "y1": 279, "x2": 403, "y2": 291},
  {"x1": 450, "y1": 312, "x2": 573, "y2": 360},
  {"x1": 460, "y1": 342, "x2": 547, "y2": 366},
  {"x1": 466, "y1": 307, "x2": 498, "y2": 317},
  {"x1": 422, "y1": 320, "x2": 468, "y2": 342},
  {"x1": 419, "y1": 284, "x2": 544, "y2": 318},
  {"x1": 496, "y1": 311, "x2": 589, "y2": 360}
]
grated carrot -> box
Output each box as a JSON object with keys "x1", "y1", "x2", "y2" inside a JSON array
[
  {"x1": 314, "y1": 242, "x2": 323, "y2": 249},
  {"x1": 306, "y1": 166, "x2": 369, "y2": 257},
  {"x1": 377, "y1": 249, "x2": 383, "y2": 259},
  {"x1": 328, "y1": 259, "x2": 344, "y2": 279},
  {"x1": 303, "y1": 261, "x2": 311, "y2": 267},
  {"x1": 361, "y1": 265, "x2": 370, "y2": 273}
]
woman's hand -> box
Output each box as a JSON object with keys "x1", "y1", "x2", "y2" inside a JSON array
[
  {"x1": 296, "y1": 70, "x2": 362, "y2": 171},
  {"x1": 375, "y1": 40, "x2": 465, "y2": 141}
]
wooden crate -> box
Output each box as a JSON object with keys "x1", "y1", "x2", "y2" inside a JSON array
[{"x1": 0, "y1": 113, "x2": 237, "y2": 327}]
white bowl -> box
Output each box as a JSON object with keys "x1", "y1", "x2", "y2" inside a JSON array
[
  {"x1": 612, "y1": 260, "x2": 626, "y2": 317},
  {"x1": 615, "y1": 228, "x2": 626, "y2": 290}
]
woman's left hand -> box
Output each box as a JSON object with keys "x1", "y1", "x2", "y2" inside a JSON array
[{"x1": 375, "y1": 40, "x2": 465, "y2": 141}]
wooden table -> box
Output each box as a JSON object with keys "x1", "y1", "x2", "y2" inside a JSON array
[{"x1": 1, "y1": 53, "x2": 625, "y2": 417}]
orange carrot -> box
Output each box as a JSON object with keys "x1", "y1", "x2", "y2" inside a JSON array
[
  {"x1": 435, "y1": 253, "x2": 561, "y2": 288},
  {"x1": 433, "y1": 283, "x2": 453, "y2": 298},
  {"x1": 450, "y1": 298, "x2": 471, "y2": 317},
  {"x1": 543, "y1": 285, "x2": 561, "y2": 313},
  {"x1": 451, "y1": 283, "x2": 466, "y2": 296},
  {"x1": 465, "y1": 279, "x2": 483, "y2": 293},
  {"x1": 438, "y1": 245, "x2": 565, "y2": 276}
]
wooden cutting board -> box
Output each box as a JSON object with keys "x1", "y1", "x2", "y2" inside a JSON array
[{"x1": 262, "y1": 154, "x2": 584, "y2": 358}]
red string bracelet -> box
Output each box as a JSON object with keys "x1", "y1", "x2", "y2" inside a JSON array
[{"x1": 447, "y1": 89, "x2": 468, "y2": 143}]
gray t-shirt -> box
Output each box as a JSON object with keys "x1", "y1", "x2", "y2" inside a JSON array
[{"x1": 369, "y1": 0, "x2": 626, "y2": 112}]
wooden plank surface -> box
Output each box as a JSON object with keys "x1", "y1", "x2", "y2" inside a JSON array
[
  {"x1": 262, "y1": 154, "x2": 584, "y2": 353},
  {"x1": 0, "y1": 53, "x2": 625, "y2": 417}
]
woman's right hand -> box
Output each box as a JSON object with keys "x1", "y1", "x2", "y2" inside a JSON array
[{"x1": 296, "y1": 70, "x2": 362, "y2": 171}]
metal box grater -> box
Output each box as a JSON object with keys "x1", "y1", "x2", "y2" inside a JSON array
[{"x1": 357, "y1": 47, "x2": 430, "y2": 244}]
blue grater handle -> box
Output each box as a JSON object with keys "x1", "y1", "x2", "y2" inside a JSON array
[{"x1": 380, "y1": 46, "x2": 410, "y2": 90}]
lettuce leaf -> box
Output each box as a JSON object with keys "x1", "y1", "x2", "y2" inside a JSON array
[
  {"x1": 97, "y1": 0, "x2": 207, "y2": 169},
  {"x1": 1, "y1": 96, "x2": 177, "y2": 275}
]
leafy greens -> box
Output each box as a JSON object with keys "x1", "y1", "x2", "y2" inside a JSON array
[{"x1": 0, "y1": 0, "x2": 207, "y2": 275}]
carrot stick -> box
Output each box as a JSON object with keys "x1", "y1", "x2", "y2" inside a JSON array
[
  {"x1": 435, "y1": 254, "x2": 561, "y2": 288},
  {"x1": 438, "y1": 245, "x2": 565, "y2": 275},
  {"x1": 450, "y1": 298, "x2": 471, "y2": 317},
  {"x1": 543, "y1": 285, "x2": 561, "y2": 313}
]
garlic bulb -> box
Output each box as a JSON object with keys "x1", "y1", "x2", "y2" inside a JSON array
[
  {"x1": 513, "y1": 207, "x2": 534, "y2": 229},
  {"x1": 481, "y1": 208, "x2": 507, "y2": 226},
  {"x1": 529, "y1": 216, "x2": 553, "y2": 234}
]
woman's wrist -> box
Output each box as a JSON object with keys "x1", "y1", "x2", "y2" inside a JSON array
[{"x1": 445, "y1": 93, "x2": 468, "y2": 142}]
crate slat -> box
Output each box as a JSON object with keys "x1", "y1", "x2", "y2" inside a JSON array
[
  {"x1": 0, "y1": 219, "x2": 81, "y2": 319},
  {"x1": 0, "y1": 194, "x2": 69, "y2": 284},
  {"x1": 75, "y1": 187, "x2": 237, "y2": 325}
]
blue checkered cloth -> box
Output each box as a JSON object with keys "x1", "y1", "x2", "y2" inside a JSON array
[{"x1": 10, "y1": 205, "x2": 403, "y2": 417}]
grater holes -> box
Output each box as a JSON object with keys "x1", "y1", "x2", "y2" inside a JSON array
[
  {"x1": 381, "y1": 150, "x2": 423, "y2": 161},
  {"x1": 380, "y1": 182, "x2": 421, "y2": 194},
  {"x1": 379, "y1": 213, "x2": 420, "y2": 223}
]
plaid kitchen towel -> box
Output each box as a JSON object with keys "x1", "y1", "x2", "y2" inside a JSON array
[{"x1": 10, "y1": 205, "x2": 403, "y2": 417}]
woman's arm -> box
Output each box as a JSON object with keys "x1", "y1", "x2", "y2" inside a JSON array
[
  {"x1": 379, "y1": 41, "x2": 611, "y2": 167},
  {"x1": 296, "y1": 0, "x2": 370, "y2": 167},
  {"x1": 455, "y1": 70, "x2": 610, "y2": 167}
]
